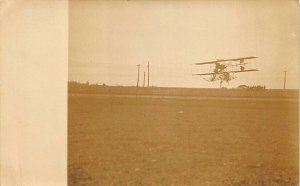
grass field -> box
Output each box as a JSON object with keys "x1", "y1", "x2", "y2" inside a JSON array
[{"x1": 68, "y1": 95, "x2": 298, "y2": 185}]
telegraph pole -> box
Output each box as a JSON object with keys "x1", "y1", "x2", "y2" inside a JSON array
[
  {"x1": 283, "y1": 71, "x2": 287, "y2": 89},
  {"x1": 147, "y1": 61, "x2": 150, "y2": 87},
  {"x1": 143, "y1": 71, "x2": 146, "y2": 87},
  {"x1": 136, "y1": 64, "x2": 140, "y2": 87}
]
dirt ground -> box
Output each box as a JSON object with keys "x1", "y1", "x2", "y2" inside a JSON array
[{"x1": 68, "y1": 95, "x2": 298, "y2": 186}]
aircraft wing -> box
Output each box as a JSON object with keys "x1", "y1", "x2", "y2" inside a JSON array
[
  {"x1": 194, "y1": 60, "x2": 221, "y2": 65},
  {"x1": 192, "y1": 72, "x2": 215, "y2": 76},
  {"x1": 229, "y1": 69, "x2": 259, "y2": 73},
  {"x1": 194, "y1": 56, "x2": 257, "y2": 65},
  {"x1": 193, "y1": 69, "x2": 258, "y2": 76},
  {"x1": 228, "y1": 56, "x2": 257, "y2": 61},
  {"x1": 228, "y1": 63, "x2": 248, "y2": 66}
]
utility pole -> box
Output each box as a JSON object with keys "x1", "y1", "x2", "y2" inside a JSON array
[
  {"x1": 136, "y1": 64, "x2": 140, "y2": 87},
  {"x1": 143, "y1": 71, "x2": 146, "y2": 87},
  {"x1": 147, "y1": 61, "x2": 150, "y2": 87},
  {"x1": 283, "y1": 70, "x2": 287, "y2": 89}
]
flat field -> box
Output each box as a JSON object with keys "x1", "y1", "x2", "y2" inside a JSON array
[{"x1": 68, "y1": 95, "x2": 298, "y2": 185}]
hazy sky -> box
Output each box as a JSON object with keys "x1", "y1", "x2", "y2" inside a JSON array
[{"x1": 69, "y1": 0, "x2": 299, "y2": 89}]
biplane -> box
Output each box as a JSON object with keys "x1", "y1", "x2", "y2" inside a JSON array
[{"x1": 193, "y1": 56, "x2": 258, "y2": 88}]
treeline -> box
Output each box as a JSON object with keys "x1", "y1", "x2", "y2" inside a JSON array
[
  {"x1": 69, "y1": 81, "x2": 109, "y2": 87},
  {"x1": 238, "y1": 85, "x2": 267, "y2": 90}
]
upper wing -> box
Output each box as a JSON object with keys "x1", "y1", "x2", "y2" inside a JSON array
[
  {"x1": 194, "y1": 60, "x2": 221, "y2": 65},
  {"x1": 225, "y1": 56, "x2": 257, "y2": 61},
  {"x1": 194, "y1": 56, "x2": 257, "y2": 65}
]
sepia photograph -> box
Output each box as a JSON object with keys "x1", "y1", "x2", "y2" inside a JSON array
[{"x1": 68, "y1": 0, "x2": 299, "y2": 185}]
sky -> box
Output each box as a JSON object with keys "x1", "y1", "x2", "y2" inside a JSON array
[{"x1": 69, "y1": 0, "x2": 299, "y2": 89}]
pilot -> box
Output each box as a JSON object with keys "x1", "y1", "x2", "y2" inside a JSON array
[
  {"x1": 212, "y1": 73, "x2": 216, "y2": 81},
  {"x1": 212, "y1": 63, "x2": 226, "y2": 81},
  {"x1": 216, "y1": 63, "x2": 226, "y2": 72}
]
